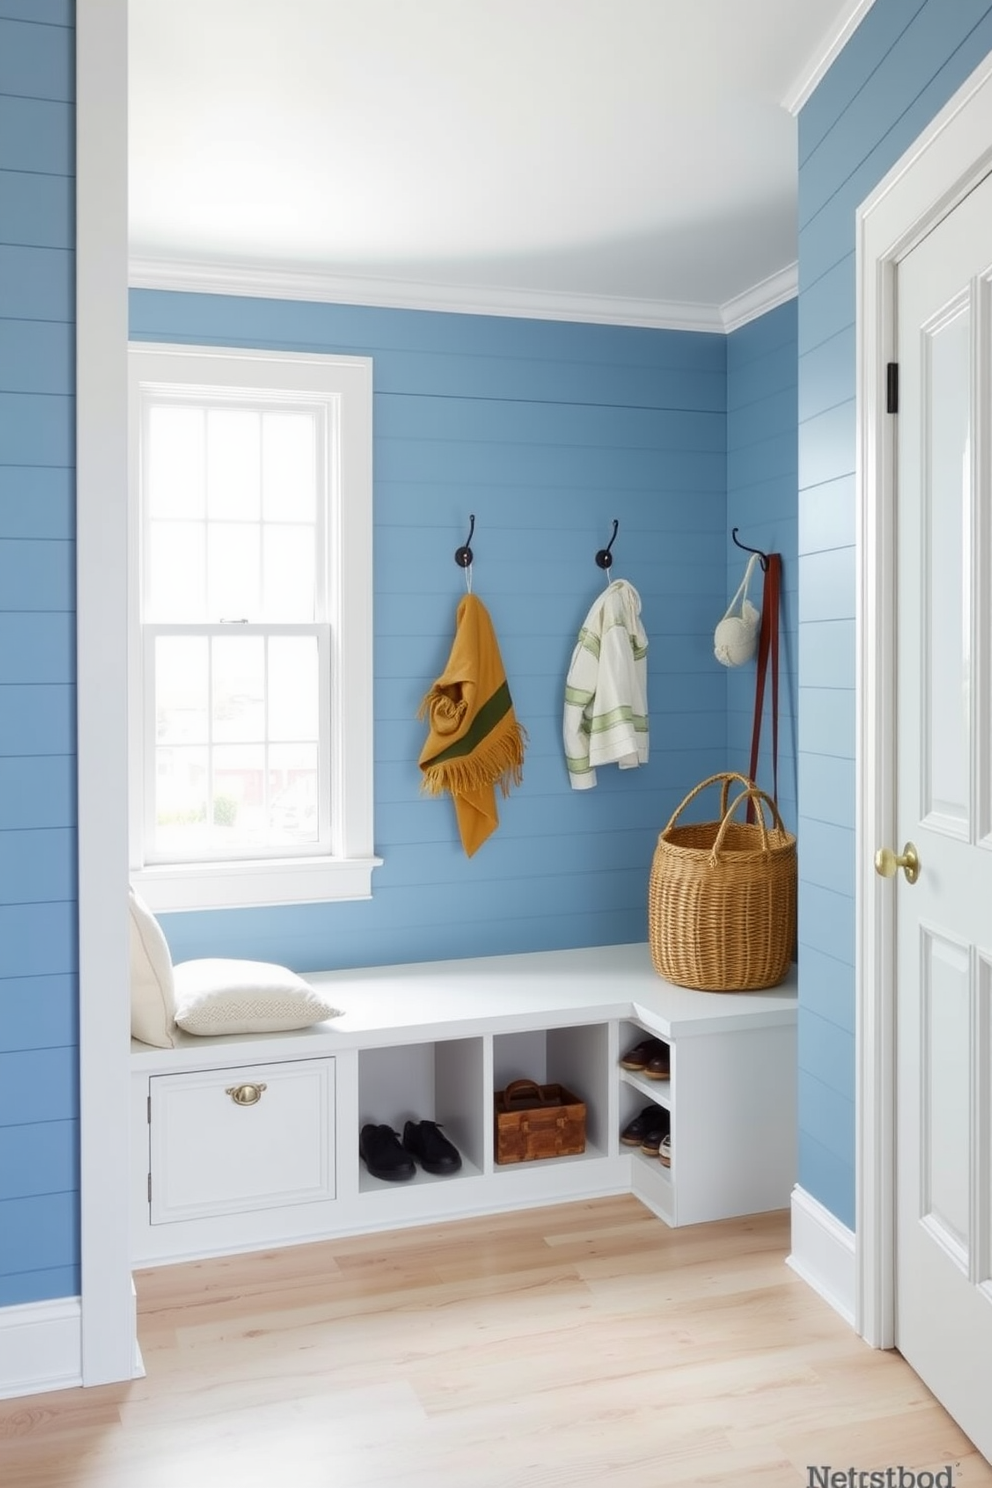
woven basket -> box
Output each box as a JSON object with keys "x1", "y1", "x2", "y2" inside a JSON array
[{"x1": 648, "y1": 772, "x2": 796, "y2": 992}]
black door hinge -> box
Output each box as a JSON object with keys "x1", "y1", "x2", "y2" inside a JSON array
[{"x1": 886, "y1": 362, "x2": 899, "y2": 414}]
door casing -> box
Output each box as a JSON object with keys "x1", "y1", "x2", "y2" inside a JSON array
[
  {"x1": 76, "y1": 0, "x2": 134, "y2": 1386},
  {"x1": 855, "y1": 46, "x2": 992, "y2": 1349}
]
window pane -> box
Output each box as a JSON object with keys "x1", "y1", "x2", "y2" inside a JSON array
[
  {"x1": 147, "y1": 405, "x2": 205, "y2": 519},
  {"x1": 267, "y1": 635, "x2": 319, "y2": 741},
  {"x1": 154, "y1": 745, "x2": 208, "y2": 857},
  {"x1": 268, "y1": 744, "x2": 319, "y2": 844},
  {"x1": 207, "y1": 523, "x2": 261, "y2": 620},
  {"x1": 155, "y1": 636, "x2": 208, "y2": 745},
  {"x1": 207, "y1": 409, "x2": 261, "y2": 521},
  {"x1": 213, "y1": 743, "x2": 265, "y2": 846},
  {"x1": 263, "y1": 525, "x2": 316, "y2": 620},
  {"x1": 211, "y1": 635, "x2": 265, "y2": 744},
  {"x1": 147, "y1": 522, "x2": 205, "y2": 621},
  {"x1": 262, "y1": 412, "x2": 316, "y2": 523}
]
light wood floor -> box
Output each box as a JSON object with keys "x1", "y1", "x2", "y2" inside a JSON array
[{"x1": 2, "y1": 1197, "x2": 991, "y2": 1487}]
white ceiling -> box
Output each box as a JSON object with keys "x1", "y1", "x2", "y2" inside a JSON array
[{"x1": 128, "y1": 0, "x2": 868, "y2": 329}]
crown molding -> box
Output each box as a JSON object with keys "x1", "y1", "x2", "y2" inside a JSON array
[
  {"x1": 720, "y1": 261, "x2": 798, "y2": 332},
  {"x1": 128, "y1": 256, "x2": 733, "y2": 332},
  {"x1": 129, "y1": 255, "x2": 800, "y2": 335},
  {"x1": 781, "y1": 0, "x2": 877, "y2": 116}
]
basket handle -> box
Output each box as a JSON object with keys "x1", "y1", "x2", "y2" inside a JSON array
[
  {"x1": 662, "y1": 772, "x2": 759, "y2": 837},
  {"x1": 710, "y1": 785, "x2": 786, "y2": 861},
  {"x1": 501, "y1": 1079, "x2": 543, "y2": 1106}
]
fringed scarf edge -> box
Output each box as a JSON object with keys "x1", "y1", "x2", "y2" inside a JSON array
[{"x1": 420, "y1": 710, "x2": 526, "y2": 801}]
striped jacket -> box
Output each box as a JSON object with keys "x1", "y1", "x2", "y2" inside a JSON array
[{"x1": 563, "y1": 579, "x2": 649, "y2": 790}]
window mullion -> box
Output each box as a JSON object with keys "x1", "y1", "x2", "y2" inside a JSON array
[
  {"x1": 143, "y1": 626, "x2": 158, "y2": 864},
  {"x1": 206, "y1": 632, "x2": 215, "y2": 853},
  {"x1": 263, "y1": 634, "x2": 271, "y2": 846},
  {"x1": 256, "y1": 412, "x2": 264, "y2": 620},
  {"x1": 314, "y1": 404, "x2": 329, "y2": 621},
  {"x1": 200, "y1": 406, "x2": 209, "y2": 619},
  {"x1": 318, "y1": 623, "x2": 332, "y2": 849}
]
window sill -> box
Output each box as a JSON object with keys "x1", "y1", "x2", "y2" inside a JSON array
[{"x1": 132, "y1": 855, "x2": 383, "y2": 913}]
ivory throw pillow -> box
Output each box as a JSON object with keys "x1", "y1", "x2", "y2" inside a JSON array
[
  {"x1": 129, "y1": 886, "x2": 177, "y2": 1048},
  {"x1": 173, "y1": 958, "x2": 343, "y2": 1035}
]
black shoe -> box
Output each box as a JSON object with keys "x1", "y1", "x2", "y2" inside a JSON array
[
  {"x1": 620, "y1": 1104, "x2": 662, "y2": 1146},
  {"x1": 360, "y1": 1123, "x2": 416, "y2": 1181},
  {"x1": 639, "y1": 1113, "x2": 672, "y2": 1154},
  {"x1": 402, "y1": 1119, "x2": 462, "y2": 1175},
  {"x1": 640, "y1": 1109, "x2": 671, "y2": 1157}
]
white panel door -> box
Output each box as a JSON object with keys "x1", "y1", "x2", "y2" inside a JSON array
[{"x1": 894, "y1": 169, "x2": 992, "y2": 1461}]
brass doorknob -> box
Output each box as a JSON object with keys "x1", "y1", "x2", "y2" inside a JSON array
[{"x1": 874, "y1": 842, "x2": 920, "y2": 885}]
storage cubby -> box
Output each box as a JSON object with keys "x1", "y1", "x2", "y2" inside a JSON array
[
  {"x1": 616, "y1": 1019, "x2": 673, "y2": 1202},
  {"x1": 492, "y1": 1022, "x2": 610, "y2": 1163},
  {"x1": 357, "y1": 1037, "x2": 485, "y2": 1190},
  {"x1": 617, "y1": 1019, "x2": 672, "y2": 1100}
]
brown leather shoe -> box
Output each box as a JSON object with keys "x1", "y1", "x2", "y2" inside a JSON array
[
  {"x1": 619, "y1": 1037, "x2": 665, "y2": 1071},
  {"x1": 643, "y1": 1046, "x2": 671, "y2": 1080}
]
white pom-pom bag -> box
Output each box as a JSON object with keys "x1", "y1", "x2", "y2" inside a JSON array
[{"x1": 714, "y1": 552, "x2": 762, "y2": 667}]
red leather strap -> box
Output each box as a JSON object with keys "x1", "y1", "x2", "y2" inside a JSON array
[{"x1": 747, "y1": 554, "x2": 781, "y2": 820}]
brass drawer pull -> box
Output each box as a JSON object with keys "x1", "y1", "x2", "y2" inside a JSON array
[{"x1": 226, "y1": 1082, "x2": 267, "y2": 1106}]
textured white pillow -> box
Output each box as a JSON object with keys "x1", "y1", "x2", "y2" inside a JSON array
[
  {"x1": 173, "y1": 958, "x2": 343, "y2": 1035},
  {"x1": 129, "y1": 887, "x2": 177, "y2": 1048}
]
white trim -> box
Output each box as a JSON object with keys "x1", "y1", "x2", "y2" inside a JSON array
[
  {"x1": 76, "y1": 0, "x2": 138, "y2": 1387},
  {"x1": 855, "y1": 188, "x2": 899, "y2": 1353},
  {"x1": 126, "y1": 342, "x2": 378, "y2": 913},
  {"x1": 856, "y1": 49, "x2": 992, "y2": 1351},
  {"x1": 128, "y1": 254, "x2": 793, "y2": 334},
  {"x1": 787, "y1": 1186, "x2": 857, "y2": 1327},
  {"x1": 782, "y1": 0, "x2": 878, "y2": 116},
  {"x1": 0, "y1": 1298, "x2": 81, "y2": 1401},
  {"x1": 134, "y1": 856, "x2": 380, "y2": 912},
  {"x1": 720, "y1": 263, "x2": 798, "y2": 332}
]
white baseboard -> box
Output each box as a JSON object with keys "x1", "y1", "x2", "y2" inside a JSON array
[
  {"x1": 787, "y1": 1184, "x2": 857, "y2": 1328},
  {"x1": 0, "y1": 1297, "x2": 82, "y2": 1401}
]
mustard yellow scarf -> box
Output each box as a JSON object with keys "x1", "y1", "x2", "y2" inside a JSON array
[{"x1": 418, "y1": 594, "x2": 526, "y2": 857}]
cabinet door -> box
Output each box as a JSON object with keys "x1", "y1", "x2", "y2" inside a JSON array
[{"x1": 149, "y1": 1058, "x2": 335, "y2": 1223}]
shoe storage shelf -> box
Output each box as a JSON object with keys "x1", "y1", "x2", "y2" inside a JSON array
[{"x1": 129, "y1": 942, "x2": 797, "y2": 1268}]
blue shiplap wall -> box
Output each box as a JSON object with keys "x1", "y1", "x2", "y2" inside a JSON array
[
  {"x1": 798, "y1": 0, "x2": 992, "y2": 1228},
  {"x1": 130, "y1": 291, "x2": 729, "y2": 972},
  {"x1": 16, "y1": 0, "x2": 979, "y2": 1314},
  {"x1": 726, "y1": 301, "x2": 798, "y2": 836},
  {"x1": 0, "y1": 3, "x2": 80, "y2": 1307}
]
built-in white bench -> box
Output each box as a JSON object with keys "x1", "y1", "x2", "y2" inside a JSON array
[{"x1": 130, "y1": 941, "x2": 798, "y2": 1266}]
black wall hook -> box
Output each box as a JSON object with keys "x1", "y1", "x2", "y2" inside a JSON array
[
  {"x1": 595, "y1": 519, "x2": 619, "y2": 572},
  {"x1": 455, "y1": 514, "x2": 475, "y2": 568},
  {"x1": 732, "y1": 527, "x2": 769, "y2": 572}
]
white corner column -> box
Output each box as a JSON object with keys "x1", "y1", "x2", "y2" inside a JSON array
[{"x1": 77, "y1": 0, "x2": 138, "y2": 1386}]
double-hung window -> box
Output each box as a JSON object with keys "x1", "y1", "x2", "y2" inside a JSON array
[{"x1": 128, "y1": 344, "x2": 377, "y2": 912}]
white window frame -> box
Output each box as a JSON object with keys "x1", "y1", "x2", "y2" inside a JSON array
[{"x1": 128, "y1": 342, "x2": 379, "y2": 911}]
